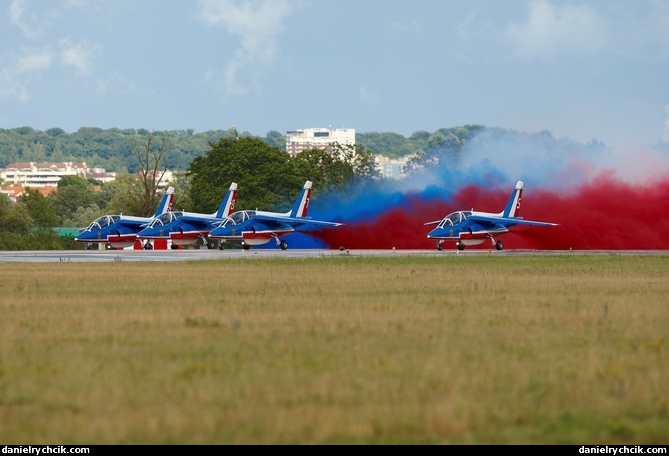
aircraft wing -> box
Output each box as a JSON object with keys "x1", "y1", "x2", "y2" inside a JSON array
[
  {"x1": 469, "y1": 215, "x2": 558, "y2": 228},
  {"x1": 252, "y1": 214, "x2": 343, "y2": 228}
]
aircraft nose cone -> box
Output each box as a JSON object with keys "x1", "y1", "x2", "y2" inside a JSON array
[
  {"x1": 209, "y1": 227, "x2": 225, "y2": 237},
  {"x1": 75, "y1": 231, "x2": 96, "y2": 241},
  {"x1": 428, "y1": 228, "x2": 444, "y2": 238},
  {"x1": 137, "y1": 228, "x2": 154, "y2": 238},
  {"x1": 212, "y1": 225, "x2": 236, "y2": 238}
]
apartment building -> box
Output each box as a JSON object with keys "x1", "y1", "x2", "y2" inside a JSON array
[
  {"x1": 1, "y1": 162, "x2": 95, "y2": 187},
  {"x1": 374, "y1": 155, "x2": 412, "y2": 180},
  {"x1": 285, "y1": 128, "x2": 356, "y2": 157}
]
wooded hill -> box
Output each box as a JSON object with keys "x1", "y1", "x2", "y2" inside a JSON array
[{"x1": 0, "y1": 125, "x2": 583, "y2": 173}]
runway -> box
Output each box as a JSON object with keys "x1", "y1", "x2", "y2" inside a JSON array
[{"x1": 0, "y1": 248, "x2": 666, "y2": 262}]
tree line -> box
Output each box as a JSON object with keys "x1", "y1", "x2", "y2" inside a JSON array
[
  {"x1": 0, "y1": 126, "x2": 433, "y2": 173},
  {"x1": 0, "y1": 125, "x2": 499, "y2": 173}
]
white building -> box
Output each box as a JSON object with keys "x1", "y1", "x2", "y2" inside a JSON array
[
  {"x1": 1, "y1": 162, "x2": 92, "y2": 187},
  {"x1": 132, "y1": 169, "x2": 174, "y2": 191},
  {"x1": 88, "y1": 171, "x2": 117, "y2": 183},
  {"x1": 285, "y1": 128, "x2": 355, "y2": 157},
  {"x1": 374, "y1": 155, "x2": 412, "y2": 180}
]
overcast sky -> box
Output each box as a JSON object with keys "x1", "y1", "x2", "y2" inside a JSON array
[{"x1": 1, "y1": 0, "x2": 668, "y2": 150}]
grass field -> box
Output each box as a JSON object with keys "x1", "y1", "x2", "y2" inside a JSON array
[{"x1": 1, "y1": 254, "x2": 668, "y2": 444}]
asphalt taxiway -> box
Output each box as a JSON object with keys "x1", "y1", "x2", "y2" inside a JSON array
[{"x1": 0, "y1": 249, "x2": 666, "y2": 263}]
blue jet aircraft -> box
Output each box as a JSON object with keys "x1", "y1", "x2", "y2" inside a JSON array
[
  {"x1": 208, "y1": 180, "x2": 342, "y2": 250},
  {"x1": 75, "y1": 186, "x2": 175, "y2": 249},
  {"x1": 425, "y1": 180, "x2": 558, "y2": 251},
  {"x1": 136, "y1": 182, "x2": 238, "y2": 249}
]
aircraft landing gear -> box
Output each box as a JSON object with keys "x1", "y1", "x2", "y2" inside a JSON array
[
  {"x1": 436, "y1": 240, "x2": 443, "y2": 251},
  {"x1": 487, "y1": 235, "x2": 504, "y2": 251},
  {"x1": 457, "y1": 242, "x2": 465, "y2": 251},
  {"x1": 241, "y1": 241, "x2": 251, "y2": 250},
  {"x1": 144, "y1": 241, "x2": 153, "y2": 250},
  {"x1": 272, "y1": 234, "x2": 288, "y2": 250}
]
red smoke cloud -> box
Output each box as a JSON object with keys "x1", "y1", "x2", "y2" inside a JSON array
[{"x1": 312, "y1": 172, "x2": 669, "y2": 250}]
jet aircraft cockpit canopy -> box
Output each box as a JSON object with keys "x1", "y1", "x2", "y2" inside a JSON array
[
  {"x1": 214, "y1": 217, "x2": 236, "y2": 229},
  {"x1": 148, "y1": 212, "x2": 184, "y2": 228},
  {"x1": 229, "y1": 210, "x2": 256, "y2": 225},
  {"x1": 85, "y1": 215, "x2": 120, "y2": 231},
  {"x1": 437, "y1": 211, "x2": 472, "y2": 229}
]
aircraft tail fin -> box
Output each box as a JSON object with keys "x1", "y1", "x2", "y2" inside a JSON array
[
  {"x1": 502, "y1": 180, "x2": 523, "y2": 218},
  {"x1": 290, "y1": 180, "x2": 312, "y2": 218},
  {"x1": 215, "y1": 182, "x2": 238, "y2": 218},
  {"x1": 154, "y1": 187, "x2": 175, "y2": 217}
]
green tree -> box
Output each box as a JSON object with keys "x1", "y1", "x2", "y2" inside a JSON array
[
  {"x1": 50, "y1": 141, "x2": 69, "y2": 161},
  {"x1": 188, "y1": 137, "x2": 295, "y2": 213},
  {"x1": 99, "y1": 173, "x2": 141, "y2": 216},
  {"x1": 0, "y1": 190, "x2": 81, "y2": 249},
  {"x1": 68, "y1": 205, "x2": 104, "y2": 228},
  {"x1": 292, "y1": 142, "x2": 379, "y2": 194},
  {"x1": 169, "y1": 170, "x2": 192, "y2": 212},
  {"x1": 22, "y1": 142, "x2": 48, "y2": 161},
  {"x1": 57, "y1": 175, "x2": 88, "y2": 188},
  {"x1": 46, "y1": 128, "x2": 66, "y2": 137},
  {"x1": 0, "y1": 195, "x2": 33, "y2": 234},
  {"x1": 329, "y1": 142, "x2": 380, "y2": 183},
  {"x1": 291, "y1": 148, "x2": 337, "y2": 193},
  {"x1": 0, "y1": 133, "x2": 20, "y2": 167},
  {"x1": 48, "y1": 176, "x2": 99, "y2": 226},
  {"x1": 405, "y1": 125, "x2": 485, "y2": 174},
  {"x1": 263, "y1": 130, "x2": 286, "y2": 150},
  {"x1": 21, "y1": 188, "x2": 59, "y2": 228}
]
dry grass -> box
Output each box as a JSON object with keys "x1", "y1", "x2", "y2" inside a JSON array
[{"x1": 0, "y1": 254, "x2": 668, "y2": 444}]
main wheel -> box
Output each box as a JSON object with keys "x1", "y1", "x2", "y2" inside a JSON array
[
  {"x1": 457, "y1": 242, "x2": 465, "y2": 251},
  {"x1": 242, "y1": 241, "x2": 251, "y2": 250},
  {"x1": 280, "y1": 240, "x2": 288, "y2": 250},
  {"x1": 144, "y1": 242, "x2": 153, "y2": 250},
  {"x1": 495, "y1": 240, "x2": 504, "y2": 250}
]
